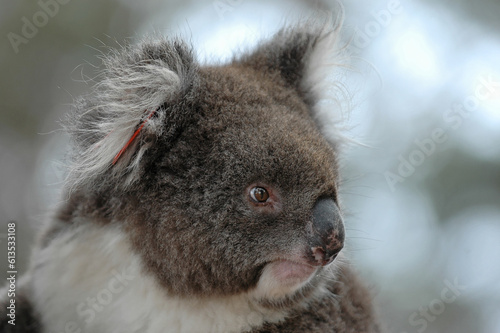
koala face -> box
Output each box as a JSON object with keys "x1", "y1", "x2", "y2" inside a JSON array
[{"x1": 65, "y1": 25, "x2": 345, "y2": 302}]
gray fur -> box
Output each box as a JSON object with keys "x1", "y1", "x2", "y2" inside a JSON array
[{"x1": 1, "y1": 17, "x2": 380, "y2": 332}]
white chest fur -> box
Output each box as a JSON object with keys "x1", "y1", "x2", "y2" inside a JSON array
[{"x1": 32, "y1": 223, "x2": 287, "y2": 333}]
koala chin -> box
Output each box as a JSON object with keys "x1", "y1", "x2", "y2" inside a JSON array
[{"x1": 0, "y1": 17, "x2": 381, "y2": 333}]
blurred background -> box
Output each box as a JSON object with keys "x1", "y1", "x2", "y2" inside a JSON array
[{"x1": 1, "y1": 0, "x2": 499, "y2": 332}]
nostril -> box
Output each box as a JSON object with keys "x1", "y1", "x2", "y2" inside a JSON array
[
  {"x1": 311, "y1": 243, "x2": 343, "y2": 266},
  {"x1": 312, "y1": 247, "x2": 326, "y2": 263}
]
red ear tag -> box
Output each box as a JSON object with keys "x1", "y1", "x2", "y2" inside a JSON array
[{"x1": 112, "y1": 108, "x2": 157, "y2": 165}]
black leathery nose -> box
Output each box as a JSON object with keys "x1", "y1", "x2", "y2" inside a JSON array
[{"x1": 310, "y1": 198, "x2": 345, "y2": 264}]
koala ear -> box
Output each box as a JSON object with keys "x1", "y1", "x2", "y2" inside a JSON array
[
  {"x1": 67, "y1": 37, "x2": 198, "y2": 191},
  {"x1": 237, "y1": 19, "x2": 344, "y2": 107}
]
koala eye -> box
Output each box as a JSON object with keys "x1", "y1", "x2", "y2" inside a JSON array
[{"x1": 250, "y1": 187, "x2": 270, "y2": 203}]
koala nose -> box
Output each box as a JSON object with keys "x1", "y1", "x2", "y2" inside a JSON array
[{"x1": 308, "y1": 198, "x2": 345, "y2": 266}]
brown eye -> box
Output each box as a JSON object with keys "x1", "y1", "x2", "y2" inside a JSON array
[{"x1": 250, "y1": 187, "x2": 269, "y2": 203}]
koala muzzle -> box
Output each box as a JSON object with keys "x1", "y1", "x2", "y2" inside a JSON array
[{"x1": 308, "y1": 198, "x2": 345, "y2": 266}]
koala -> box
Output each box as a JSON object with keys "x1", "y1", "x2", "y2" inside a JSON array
[{"x1": 0, "y1": 19, "x2": 380, "y2": 333}]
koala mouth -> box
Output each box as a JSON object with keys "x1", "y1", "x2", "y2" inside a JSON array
[
  {"x1": 253, "y1": 258, "x2": 319, "y2": 300},
  {"x1": 269, "y1": 260, "x2": 317, "y2": 284}
]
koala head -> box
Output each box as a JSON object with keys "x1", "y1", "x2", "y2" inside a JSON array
[{"x1": 63, "y1": 22, "x2": 346, "y2": 302}]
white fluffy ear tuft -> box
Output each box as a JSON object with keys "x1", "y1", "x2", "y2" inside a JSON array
[
  {"x1": 66, "y1": 37, "x2": 198, "y2": 192},
  {"x1": 237, "y1": 11, "x2": 350, "y2": 146},
  {"x1": 302, "y1": 14, "x2": 346, "y2": 105},
  {"x1": 302, "y1": 15, "x2": 352, "y2": 146}
]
